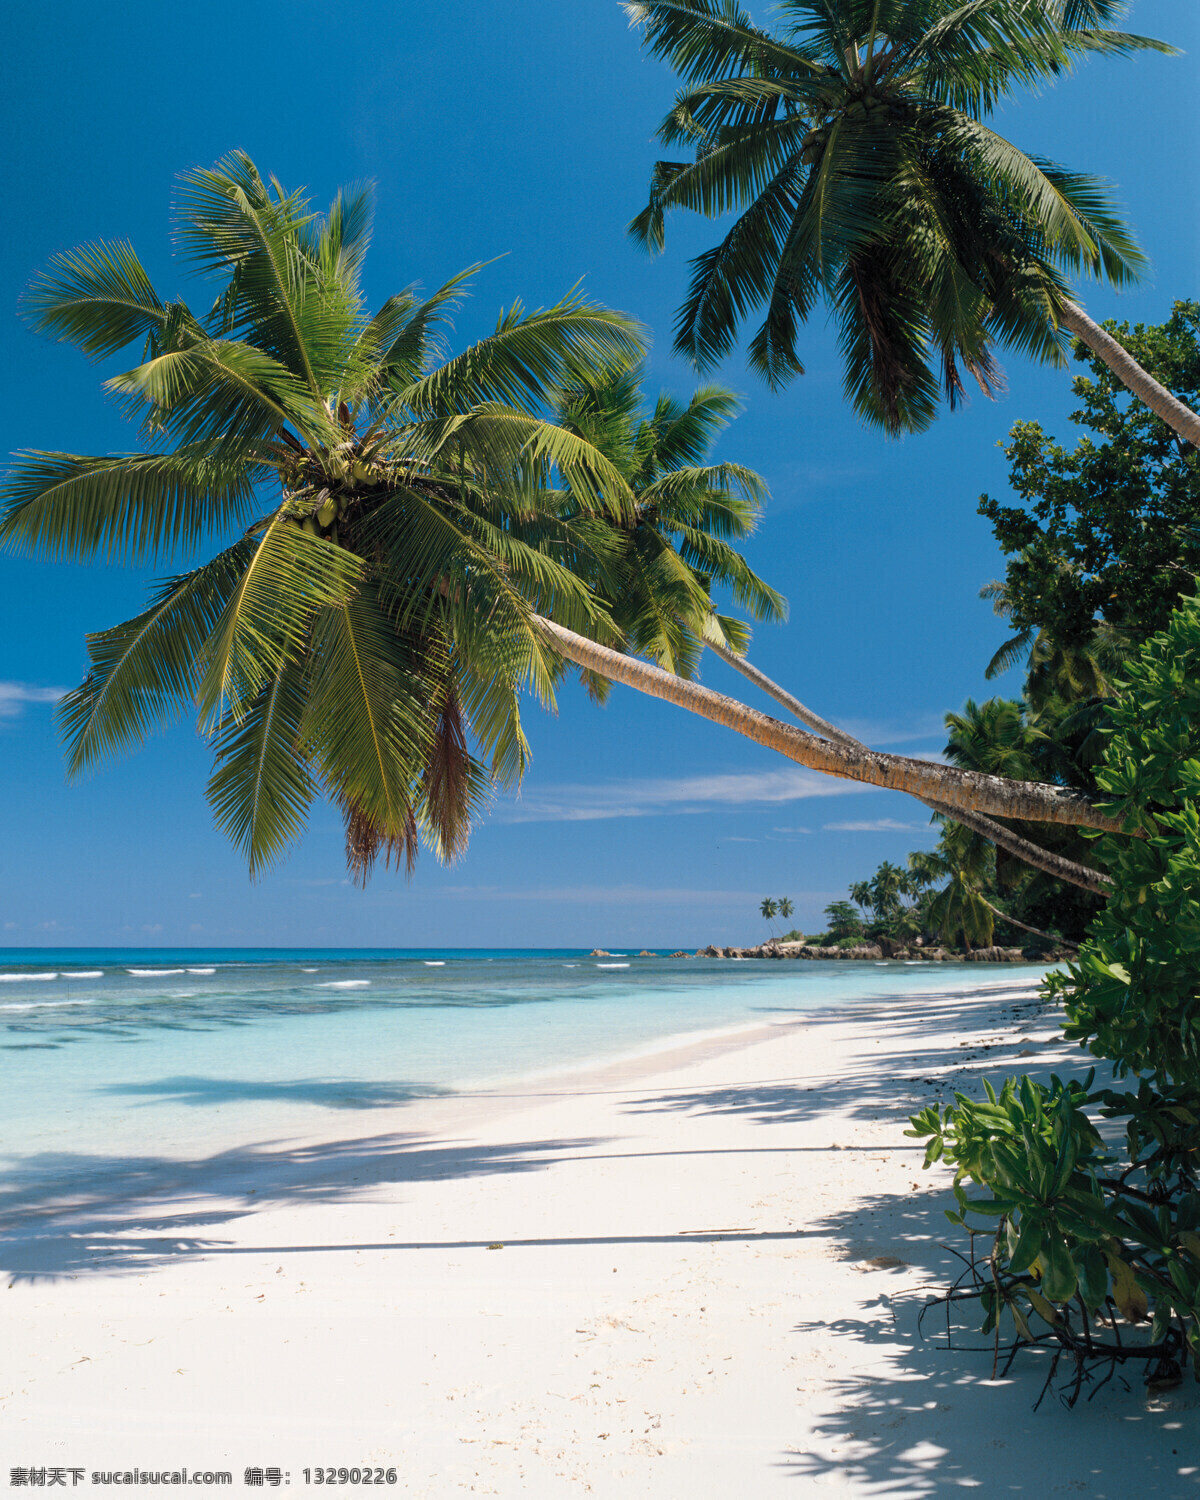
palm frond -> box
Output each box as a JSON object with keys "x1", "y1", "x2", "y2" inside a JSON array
[
  {"x1": 394, "y1": 296, "x2": 647, "y2": 417},
  {"x1": 22, "y1": 241, "x2": 174, "y2": 359},
  {"x1": 196, "y1": 518, "x2": 363, "y2": 728},
  {"x1": 58, "y1": 544, "x2": 252, "y2": 777},
  {"x1": 302, "y1": 588, "x2": 430, "y2": 859},
  {"x1": 207, "y1": 657, "x2": 316, "y2": 876},
  {"x1": 0, "y1": 447, "x2": 260, "y2": 564}
]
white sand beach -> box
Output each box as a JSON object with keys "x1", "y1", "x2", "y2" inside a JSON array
[{"x1": 2, "y1": 977, "x2": 1197, "y2": 1496}]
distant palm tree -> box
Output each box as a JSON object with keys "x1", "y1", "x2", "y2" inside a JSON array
[
  {"x1": 626, "y1": 0, "x2": 1187, "y2": 439},
  {"x1": 760, "y1": 897, "x2": 779, "y2": 934},
  {"x1": 778, "y1": 896, "x2": 794, "y2": 924},
  {"x1": 2, "y1": 153, "x2": 644, "y2": 880},
  {"x1": 909, "y1": 832, "x2": 995, "y2": 951},
  {"x1": 982, "y1": 574, "x2": 1131, "y2": 709}
]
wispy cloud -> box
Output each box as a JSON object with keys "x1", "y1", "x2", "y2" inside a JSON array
[
  {"x1": 769, "y1": 460, "x2": 880, "y2": 512},
  {"x1": 0, "y1": 682, "x2": 67, "y2": 720},
  {"x1": 823, "y1": 818, "x2": 929, "y2": 833},
  {"x1": 497, "y1": 768, "x2": 877, "y2": 824},
  {"x1": 837, "y1": 712, "x2": 949, "y2": 749},
  {"x1": 428, "y1": 884, "x2": 768, "y2": 907}
]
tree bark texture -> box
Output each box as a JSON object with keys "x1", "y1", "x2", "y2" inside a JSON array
[
  {"x1": 707, "y1": 640, "x2": 1113, "y2": 895},
  {"x1": 538, "y1": 617, "x2": 1125, "y2": 834},
  {"x1": 1061, "y1": 301, "x2": 1200, "y2": 451}
]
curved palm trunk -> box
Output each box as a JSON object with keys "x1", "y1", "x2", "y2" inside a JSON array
[
  {"x1": 706, "y1": 640, "x2": 1113, "y2": 896},
  {"x1": 981, "y1": 897, "x2": 1078, "y2": 952},
  {"x1": 537, "y1": 617, "x2": 1124, "y2": 833},
  {"x1": 1061, "y1": 301, "x2": 1200, "y2": 451}
]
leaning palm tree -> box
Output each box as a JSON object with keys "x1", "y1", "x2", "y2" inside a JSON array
[
  {"x1": 625, "y1": 0, "x2": 1192, "y2": 439},
  {"x1": 760, "y1": 897, "x2": 779, "y2": 934},
  {"x1": 0, "y1": 153, "x2": 645, "y2": 880},
  {"x1": 4, "y1": 155, "x2": 1139, "y2": 886},
  {"x1": 541, "y1": 368, "x2": 1112, "y2": 890}
]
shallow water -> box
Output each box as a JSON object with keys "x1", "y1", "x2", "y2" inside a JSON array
[{"x1": 0, "y1": 948, "x2": 1049, "y2": 1169}]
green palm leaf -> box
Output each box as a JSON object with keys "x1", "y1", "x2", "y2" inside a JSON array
[
  {"x1": 59, "y1": 544, "x2": 252, "y2": 777},
  {"x1": 22, "y1": 240, "x2": 174, "y2": 359},
  {"x1": 196, "y1": 519, "x2": 363, "y2": 728},
  {"x1": 303, "y1": 589, "x2": 430, "y2": 866},
  {"x1": 207, "y1": 657, "x2": 316, "y2": 876},
  {"x1": 0, "y1": 447, "x2": 261, "y2": 564}
]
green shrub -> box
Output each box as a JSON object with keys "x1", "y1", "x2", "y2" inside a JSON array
[
  {"x1": 911, "y1": 598, "x2": 1200, "y2": 1400},
  {"x1": 1046, "y1": 599, "x2": 1200, "y2": 1085}
]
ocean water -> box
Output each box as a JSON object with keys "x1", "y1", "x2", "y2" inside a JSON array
[{"x1": 0, "y1": 949, "x2": 1049, "y2": 1171}]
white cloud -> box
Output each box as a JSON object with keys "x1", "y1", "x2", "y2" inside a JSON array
[
  {"x1": 429, "y1": 884, "x2": 773, "y2": 907},
  {"x1": 823, "y1": 818, "x2": 927, "y2": 833},
  {"x1": 0, "y1": 682, "x2": 68, "y2": 720},
  {"x1": 497, "y1": 768, "x2": 878, "y2": 824},
  {"x1": 837, "y1": 712, "x2": 949, "y2": 749},
  {"x1": 142, "y1": 922, "x2": 164, "y2": 933}
]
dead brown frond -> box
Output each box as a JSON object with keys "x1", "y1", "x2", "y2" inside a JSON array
[{"x1": 341, "y1": 795, "x2": 418, "y2": 887}]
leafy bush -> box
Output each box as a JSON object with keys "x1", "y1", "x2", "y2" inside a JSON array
[
  {"x1": 908, "y1": 1073, "x2": 1200, "y2": 1401},
  {"x1": 1047, "y1": 598, "x2": 1200, "y2": 1085},
  {"x1": 912, "y1": 598, "x2": 1200, "y2": 1400}
]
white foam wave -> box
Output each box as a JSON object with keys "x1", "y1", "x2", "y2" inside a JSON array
[
  {"x1": 127, "y1": 968, "x2": 186, "y2": 976},
  {"x1": 317, "y1": 979, "x2": 370, "y2": 988},
  {"x1": 301, "y1": 968, "x2": 318, "y2": 973},
  {"x1": 0, "y1": 973, "x2": 57, "y2": 982},
  {"x1": 62, "y1": 970, "x2": 104, "y2": 978},
  {"x1": 423, "y1": 961, "x2": 445, "y2": 966},
  {"x1": 596, "y1": 963, "x2": 630, "y2": 969},
  {"x1": 0, "y1": 998, "x2": 95, "y2": 1011},
  {"x1": 187, "y1": 968, "x2": 216, "y2": 975}
]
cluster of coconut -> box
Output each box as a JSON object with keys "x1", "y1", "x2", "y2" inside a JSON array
[{"x1": 283, "y1": 445, "x2": 391, "y2": 541}]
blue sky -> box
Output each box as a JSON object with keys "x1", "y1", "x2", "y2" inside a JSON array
[{"x1": 0, "y1": 1, "x2": 1195, "y2": 949}]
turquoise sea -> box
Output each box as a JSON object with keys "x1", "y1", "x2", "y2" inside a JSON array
[{"x1": 0, "y1": 949, "x2": 1049, "y2": 1172}]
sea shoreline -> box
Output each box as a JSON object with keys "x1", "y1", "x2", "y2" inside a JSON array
[{"x1": 3, "y1": 970, "x2": 1195, "y2": 1492}]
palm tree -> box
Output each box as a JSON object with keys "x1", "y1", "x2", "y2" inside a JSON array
[
  {"x1": 1, "y1": 153, "x2": 645, "y2": 880},
  {"x1": 547, "y1": 365, "x2": 784, "y2": 679},
  {"x1": 982, "y1": 573, "x2": 1131, "y2": 709},
  {"x1": 625, "y1": 0, "x2": 1189, "y2": 439},
  {"x1": 778, "y1": 896, "x2": 794, "y2": 925},
  {"x1": 541, "y1": 365, "x2": 1112, "y2": 888},
  {"x1": 760, "y1": 896, "x2": 779, "y2": 934},
  {"x1": 909, "y1": 831, "x2": 995, "y2": 952},
  {"x1": 4, "y1": 154, "x2": 1138, "y2": 884}
]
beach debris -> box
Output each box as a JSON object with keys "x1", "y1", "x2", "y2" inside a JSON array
[
  {"x1": 861, "y1": 1255, "x2": 907, "y2": 1271},
  {"x1": 487, "y1": 1242, "x2": 504, "y2": 1250}
]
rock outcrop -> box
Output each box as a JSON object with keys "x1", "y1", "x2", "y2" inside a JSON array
[{"x1": 691, "y1": 941, "x2": 1069, "y2": 963}]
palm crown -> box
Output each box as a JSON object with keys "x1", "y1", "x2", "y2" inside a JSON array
[
  {"x1": 548, "y1": 365, "x2": 785, "y2": 680},
  {"x1": 627, "y1": 0, "x2": 1171, "y2": 432},
  {"x1": 1, "y1": 153, "x2": 647, "y2": 880}
]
